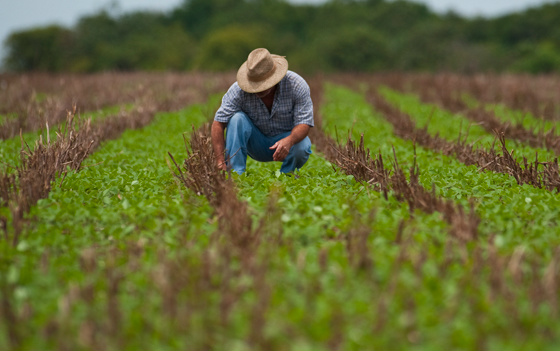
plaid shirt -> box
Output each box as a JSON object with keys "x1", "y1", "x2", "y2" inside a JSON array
[{"x1": 214, "y1": 71, "x2": 314, "y2": 137}]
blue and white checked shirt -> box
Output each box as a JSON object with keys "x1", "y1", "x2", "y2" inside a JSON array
[{"x1": 214, "y1": 71, "x2": 314, "y2": 137}]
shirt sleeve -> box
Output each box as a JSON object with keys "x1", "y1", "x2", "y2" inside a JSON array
[
  {"x1": 292, "y1": 78, "x2": 314, "y2": 128},
  {"x1": 214, "y1": 83, "x2": 243, "y2": 123}
]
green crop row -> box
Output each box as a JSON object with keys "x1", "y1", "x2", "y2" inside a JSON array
[
  {"x1": 235, "y1": 157, "x2": 448, "y2": 246},
  {"x1": 459, "y1": 92, "x2": 560, "y2": 136},
  {"x1": 380, "y1": 87, "x2": 558, "y2": 161},
  {"x1": 0, "y1": 113, "x2": 17, "y2": 126},
  {"x1": 487, "y1": 102, "x2": 560, "y2": 136}
]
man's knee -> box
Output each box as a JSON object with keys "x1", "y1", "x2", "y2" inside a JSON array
[
  {"x1": 291, "y1": 137, "x2": 312, "y2": 161},
  {"x1": 228, "y1": 112, "x2": 250, "y2": 128},
  {"x1": 226, "y1": 112, "x2": 253, "y2": 144}
]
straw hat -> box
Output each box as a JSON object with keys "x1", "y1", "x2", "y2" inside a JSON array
[{"x1": 237, "y1": 48, "x2": 288, "y2": 93}]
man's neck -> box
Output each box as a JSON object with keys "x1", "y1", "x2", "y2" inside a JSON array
[{"x1": 259, "y1": 86, "x2": 276, "y2": 112}]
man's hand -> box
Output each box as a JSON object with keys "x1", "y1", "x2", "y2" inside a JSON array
[
  {"x1": 270, "y1": 124, "x2": 310, "y2": 162},
  {"x1": 211, "y1": 120, "x2": 228, "y2": 170},
  {"x1": 270, "y1": 136, "x2": 294, "y2": 161},
  {"x1": 216, "y1": 160, "x2": 227, "y2": 171}
]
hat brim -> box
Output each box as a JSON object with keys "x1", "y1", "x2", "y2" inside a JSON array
[{"x1": 237, "y1": 55, "x2": 288, "y2": 93}]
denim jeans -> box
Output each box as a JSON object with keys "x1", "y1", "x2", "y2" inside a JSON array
[{"x1": 225, "y1": 112, "x2": 312, "y2": 174}]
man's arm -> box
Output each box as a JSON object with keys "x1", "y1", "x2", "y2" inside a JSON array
[
  {"x1": 211, "y1": 120, "x2": 228, "y2": 170},
  {"x1": 212, "y1": 83, "x2": 244, "y2": 170},
  {"x1": 269, "y1": 124, "x2": 310, "y2": 162}
]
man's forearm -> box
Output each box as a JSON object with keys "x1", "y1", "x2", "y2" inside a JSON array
[
  {"x1": 288, "y1": 124, "x2": 311, "y2": 145},
  {"x1": 211, "y1": 121, "x2": 227, "y2": 166}
]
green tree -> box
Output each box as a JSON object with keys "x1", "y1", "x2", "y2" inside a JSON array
[
  {"x1": 70, "y1": 11, "x2": 119, "y2": 71},
  {"x1": 490, "y1": 3, "x2": 560, "y2": 46},
  {"x1": 313, "y1": 25, "x2": 390, "y2": 72},
  {"x1": 3, "y1": 25, "x2": 73, "y2": 72},
  {"x1": 170, "y1": 0, "x2": 246, "y2": 39},
  {"x1": 4, "y1": 0, "x2": 560, "y2": 73},
  {"x1": 512, "y1": 41, "x2": 560, "y2": 74},
  {"x1": 193, "y1": 25, "x2": 265, "y2": 71},
  {"x1": 70, "y1": 11, "x2": 195, "y2": 71}
]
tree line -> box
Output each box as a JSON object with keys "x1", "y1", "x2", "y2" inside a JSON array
[{"x1": 3, "y1": 0, "x2": 560, "y2": 74}]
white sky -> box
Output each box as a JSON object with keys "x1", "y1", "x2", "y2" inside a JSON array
[{"x1": 1, "y1": 0, "x2": 558, "y2": 63}]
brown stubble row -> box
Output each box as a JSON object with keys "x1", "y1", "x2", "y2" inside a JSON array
[
  {"x1": 1, "y1": 101, "x2": 157, "y2": 244},
  {"x1": 380, "y1": 73, "x2": 560, "y2": 154},
  {"x1": 169, "y1": 124, "x2": 260, "y2": 251},
  {"x1": 325, "y1": 73, "x2": 560, "y2": 192},
  {"x1": 467, "y1": 74, "x2": 560, "y2": 121},
  {"x1": 0, "y1": 73, "x2": 233, "y2": 245},
  {"x1": 307, "y1": 77, "x2": 479, "y2": 242},
  {"x1": 364, "y1": 84, "x2": 560, "y2": 193},
  {"x1": 0, "y1": 72, "x2": 234, "y2": 140},
  {"x1": 168, "y1": 124, "x2": 282, "y2": 350}
]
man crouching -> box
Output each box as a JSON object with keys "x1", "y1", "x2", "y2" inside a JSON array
[{"x1": 211, "y1": 48, "x2": 314, "y2": 174}]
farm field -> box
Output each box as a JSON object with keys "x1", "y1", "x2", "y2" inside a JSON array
[{"x1": 1, "y1": 72, "x2": 560, "y2": 350}]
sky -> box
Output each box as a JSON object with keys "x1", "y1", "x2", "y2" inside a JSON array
[{"x1": 0, "y1": 0, "x2": 557, "y2": 62}]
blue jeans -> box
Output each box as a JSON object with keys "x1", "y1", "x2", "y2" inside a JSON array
[{"x1": 225, "y1": 112, "x2": 312, "y2": 174}]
